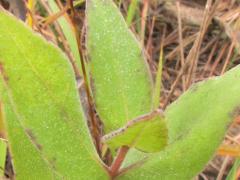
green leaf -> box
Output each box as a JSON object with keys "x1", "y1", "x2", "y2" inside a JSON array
[
  {"x1": 86, "y1": 0, "x2": 153, "y2": 133},
  {"x1": 0, "y1": 103, "x2": 7, "y2": 178},
  {"x1": 0, "y1": 10, "x2": 108, "y2": 179},
  {"x1": 86, "y1": 0, "x2": 167, "y2": 153},
  {"x1": 126, "y1": 0, "x2": 139, "y2": 26},
  {"x1": 119, "y1": 65, "x2": 240, "y2": 179},
  {"x1": 102, "y1": 110, "x2": 167, "y2": 152},
  {"x1": 0, "y1": 138, "x2": 6, "y2": 177},
  {"x1": 226, "y1": 159, "x2": 240, "y2": 180},
  {"x1": 153, "y1": 44, "x2": 164, "y2": 108}
]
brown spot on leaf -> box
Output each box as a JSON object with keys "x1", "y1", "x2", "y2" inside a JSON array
[
  {"x1": 0, "y1": 62, "x2": 9, "y2": 82},
  {"x1": 25, "y1": 128, "x2": 43, "y2": 151},
  {"x1": 50, "y1": 157, "x2": 57, "y2": 170}
]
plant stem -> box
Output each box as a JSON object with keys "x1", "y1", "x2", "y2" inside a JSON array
[
  {"x1": 109, "y1": 146, "x2": 129, "y2": 178},
  {"x1": 67, "y1": 0, "x2": 102, "y2": 154}
]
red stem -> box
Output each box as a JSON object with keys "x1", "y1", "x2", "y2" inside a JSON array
[{"x1": 109, "y1": 146, "x2": 129, "y2": 178}]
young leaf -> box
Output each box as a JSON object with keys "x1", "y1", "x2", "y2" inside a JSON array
[
  {"x1": 119, "y1": 65, "x2": 240, "y2": 179},
  {"x1": 0, "y1": 10, "x2": 108, "y2": 179},
  {"x1": 86, "y1": 0, "x2": 167, "y2": 153},
  {"x1": 86, "y1": 0, "x2": 153, "y2": 132},
  {"x1": 102, "y1": 110, "x2": 167, "y2": 152}
]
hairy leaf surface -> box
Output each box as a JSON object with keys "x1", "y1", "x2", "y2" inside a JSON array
[
  {"x1": 0, "y1": 10, "x2": 108, "y2": 179},
  {"x1": 86, "y1": 0, "x2": 153, "y2": 132},
  {"x1": 102, "y1": 110, "x2": 167, "y2": 152},
  {"x1": 120, "y1": 65, "x2": 240, "y2": 179},
  {"x1": 86, "y1": 0, "x2": 167, "y2": 152}
]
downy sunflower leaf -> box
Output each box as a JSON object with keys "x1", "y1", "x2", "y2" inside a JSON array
[
  {"x1": 86, "y1": 0, "x2": 167, "y2": 152},
  {"x1": 119, "y1": 65, "x2": 240, "y2": 179},
  {"x1": 0, "y1": 10, "x2": 108, "y2": 179}
]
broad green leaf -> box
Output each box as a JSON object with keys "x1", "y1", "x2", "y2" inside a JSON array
[
  {"x1": 86, "y1": 0, "x2": 153, "y2": 133},
  {"x1": 119, "y1": 65, "x2": 240, "y2": 179},
  {"x1": 0, "y1": 138, "x2": 6, "y2": 177},
  {"x1": 102, "y1": 110, "x2": 167, "y2": 152},
  {"x1": 0, "y1": 10, "x2": 108, "y2": 179},
  {"x1": 86, "y1": 0, "x2": 167, "y2": 153},
  {"x1": 226, "y1": 158, "x2": 240, "y2": 180}
]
